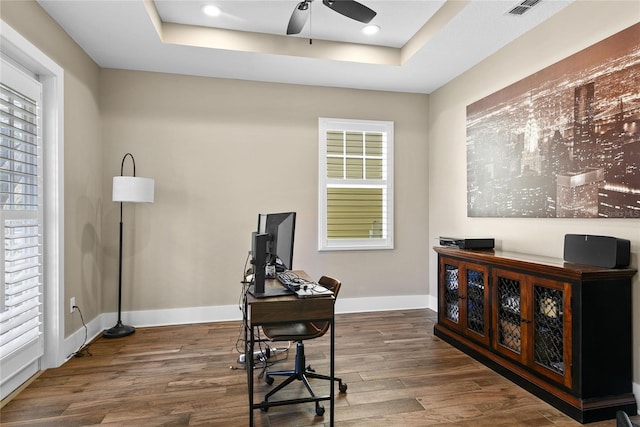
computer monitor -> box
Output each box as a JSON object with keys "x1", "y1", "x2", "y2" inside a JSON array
[
  {"x1": 250, "y1": 212, "x2": 296, "y2": 296},
  {"x1": 258, "y1": 212, "x2": 296, "y2": 271}
]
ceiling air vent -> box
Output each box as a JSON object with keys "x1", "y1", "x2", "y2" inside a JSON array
[{"x1": 508, "y1": 0, "x2": 542, "y2": 15}]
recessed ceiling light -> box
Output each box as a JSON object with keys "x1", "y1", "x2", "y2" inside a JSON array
[
  {"x1": 202, "y1": 4, "x2": 221, "y2": 17},
  {"x1": 361, "y1": 24, "x2": 380, "y2": 36}
]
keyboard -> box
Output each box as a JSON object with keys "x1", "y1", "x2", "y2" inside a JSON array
[
  {"x1": 276, "y1": 271, "x2": 301, "y2": 291},
  {"x1": 277, "y1": 271, "x2": 334, "y2": 298}
]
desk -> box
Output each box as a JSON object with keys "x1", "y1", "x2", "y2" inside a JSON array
[{"x1": 243, "y1": 271, "x2": 335, "y2": 426}]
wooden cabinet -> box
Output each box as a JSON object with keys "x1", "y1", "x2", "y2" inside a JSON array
[{"x1": 433, "y1": 246, "x2": 637, "y2": 423}]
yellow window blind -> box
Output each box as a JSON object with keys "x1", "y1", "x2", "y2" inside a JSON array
[{"x1": 327, "y1": 188, "x2": 383, "y2": 238}]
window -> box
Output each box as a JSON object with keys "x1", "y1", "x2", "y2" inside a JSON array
[
  {"x1": 318, "y1": 118, "x2": 394, "y2": 251},
  {"x1": 0, "y1": 60, "x2": 44, "y2": 396}
]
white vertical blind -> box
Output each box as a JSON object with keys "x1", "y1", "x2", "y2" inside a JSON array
[{"x1": 0, "y1": 78, "x2": 44, "y2": 377}]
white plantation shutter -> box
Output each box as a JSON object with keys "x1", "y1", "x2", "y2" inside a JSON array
[
  {"x1": 1, "y1": 219, "x2": 41, "y2": 355},
  {"x1": 319, "y1": 118, "x2": 394, "y2": 251},
  {"x1": 0, "y1": 68, "x2": 44, "y2": 385}
]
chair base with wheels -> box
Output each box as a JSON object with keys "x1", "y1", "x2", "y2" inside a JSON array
[{"x1": 262, "y1": 341, "x2": 347, "y2": 416}]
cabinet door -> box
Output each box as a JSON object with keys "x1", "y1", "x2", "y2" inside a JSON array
[
  {"x1": 462, "y1": 264, "x2": 490, "y2": 346},
  {"x1": 492, "y1": 268, "x2": 529, "y2": 364},
  {"x1": 439, "y1": 258, "x2": 462, "y2": 330},
  {"x1": 439, "y1": 257, "x2": 490, "y2": 346},
  {"x1": 493, "y1": 269, "x2": 572, "y2": 388},
  {"x1": 530, "y1": 276, "x2": 572, "y2": 388}
]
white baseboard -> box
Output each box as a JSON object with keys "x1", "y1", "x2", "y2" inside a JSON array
[
  {"x1": 336, "y1": 294, "x2": 436, "y2": 314},
  {"x1": 123, "y1": 304, "x2": 244, "y2": 327}
]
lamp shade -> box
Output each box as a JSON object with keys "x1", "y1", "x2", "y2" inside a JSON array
[{"x1": 112, "y1": 176, "x2": 155, "y2": 203}]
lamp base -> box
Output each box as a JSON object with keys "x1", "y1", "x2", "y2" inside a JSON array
[{"x1": 103, "y1": 321, "x2": 135, "y2": 338}]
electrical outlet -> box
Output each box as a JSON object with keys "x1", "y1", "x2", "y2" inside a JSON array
[{"x1": 70, "y1": 297, "x2": 76, "y2": 313}]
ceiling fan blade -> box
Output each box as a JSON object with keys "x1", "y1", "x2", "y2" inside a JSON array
[
  {"x1": 287, "y1": 1, "x2": 311, "y2": 35},
  {"x1": 322, "y1": 0, "x2": 377, "y2": 24}
]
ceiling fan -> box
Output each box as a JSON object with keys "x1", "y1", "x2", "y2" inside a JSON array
[{"x1": 287, "y1": 0, "x2": 377, "y2": 35}]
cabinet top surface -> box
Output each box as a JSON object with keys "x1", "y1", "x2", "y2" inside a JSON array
[{"x1": 434, "y1": 246, "x2": 637, "y2": 280}]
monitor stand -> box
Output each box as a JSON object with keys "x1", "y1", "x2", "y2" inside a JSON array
[{"x1": 248, "y1": 283, "x2": 293, "y2": 299}]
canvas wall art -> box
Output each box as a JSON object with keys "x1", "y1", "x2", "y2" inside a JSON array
[{"x1": 466, "y1": 23, "x2": 640, "y2": 218}]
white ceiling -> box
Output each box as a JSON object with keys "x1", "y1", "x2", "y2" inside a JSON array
[
  {"x1": 153, "y1": 1, "x2": 444, "y2": 48},
  {"x1": 36, "y1": 0, "x2": 574, "y2": 94}
]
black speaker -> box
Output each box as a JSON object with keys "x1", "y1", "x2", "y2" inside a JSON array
[{"x1": 563, "y1": 234, "x2": 630, "y2": 268}]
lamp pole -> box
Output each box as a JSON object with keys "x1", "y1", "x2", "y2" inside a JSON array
[{"x1": 103, "y1": 153, "x2": 138, "y2": 338}]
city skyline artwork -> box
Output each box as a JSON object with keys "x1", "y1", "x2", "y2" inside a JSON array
[{"x1": 466, "y1": 23, "x2": 639, "y2": 218}]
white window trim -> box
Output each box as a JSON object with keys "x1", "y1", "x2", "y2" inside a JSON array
[
  {"x1": 318, "y1": 117, "x2": 394, "y2": 251},
  {"x1": 1, "y1": 20, "x2": 65, "y2": 377}
]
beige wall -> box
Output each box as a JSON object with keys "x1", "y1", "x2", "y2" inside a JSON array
[
  {"x1": 99, "y1": 70, "x2": 430, "y2": 312},
  {"x1": 1, "y1": 1, "x2": 103, "y2": 337},
  {"x1": 428, "y1": 0, "x2": 640, "y2": 400}
]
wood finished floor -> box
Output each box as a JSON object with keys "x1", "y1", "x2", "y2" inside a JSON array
[{"x1": 1, "y1": 309, "x2": 636, "y2": 426}]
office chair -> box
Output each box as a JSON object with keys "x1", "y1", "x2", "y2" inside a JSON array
[
  {"x1": 617, "y1": 410, "x2": 640, "y2": 427},
  {"x1": 260, "y1": 275, "x2": 347, "y2": 416}
]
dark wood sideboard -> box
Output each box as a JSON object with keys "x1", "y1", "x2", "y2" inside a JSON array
[{"x1": 433, "y1": 246, "x2": 637, "y2": 423}]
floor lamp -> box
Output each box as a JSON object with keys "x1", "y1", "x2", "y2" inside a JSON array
[{"x1": 103, "y1": 153, "x2": 154, "y2": 338}]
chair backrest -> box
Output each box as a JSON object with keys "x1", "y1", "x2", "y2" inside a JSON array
[
  {"x1": 318, "y1": 275, "x2": 341, "y2": 298},
  {"x1": 306, "y1": 276, "x2": 341, "y2": 336}
]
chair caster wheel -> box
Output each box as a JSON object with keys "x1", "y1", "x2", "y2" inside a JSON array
[
  {"x1": 315, "y1": 403, "x2": 325, "y2": 416},
  {"x1": 260, "y1": 402, "x2": 269, "y2": 412},
  {"x1": 339, "y1": 382, "x2": 348, "y2": 393},
  {"x1": 265, "y1": 376, "x2": 274, "y2": 385}
]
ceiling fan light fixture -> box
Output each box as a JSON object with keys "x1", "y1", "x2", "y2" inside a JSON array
[
  {"x1": 202, "y1": 4, "x2": 221, "y2": 17},
  {"x1": 361, "y1": 24, "x2": 380, "y2": 35}
]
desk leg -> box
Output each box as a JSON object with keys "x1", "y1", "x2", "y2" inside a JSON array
[
  {"x1": 248, "y1": 324, "x2": 254, "y2": 426},
  {"x1": 330, "y1": 315, "x2": 335, "y2": 426}
]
